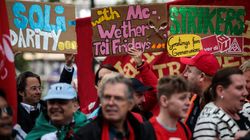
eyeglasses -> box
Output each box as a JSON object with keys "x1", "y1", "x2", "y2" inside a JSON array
[
  {"x1": 26, "y1": 86, "x2": 42, "y2": 92},
  {"x1": 0, "y1": 106, "x2": 13, "y2": 117},
  {"x1": 47, "y1": 99, "x2": 71, "y2": 105},
  {"x1": 101, "y1": 95, "x2": 127, "y2": 104}
]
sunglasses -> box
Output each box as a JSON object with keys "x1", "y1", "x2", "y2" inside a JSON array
[{"x1": 0, "y1": 106, "x2": 13, "y2": 117}]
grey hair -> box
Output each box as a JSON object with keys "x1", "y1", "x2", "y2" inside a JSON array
[{"x1": 98, "y1": 73, "x2": 134, "y2": 100}]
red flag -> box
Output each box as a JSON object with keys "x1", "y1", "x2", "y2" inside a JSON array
[
  {"x1": 0, "y1": 0, "x2": 17, "y2": 123},
  {"x1": 75, "y1": 17, "x2": 97, "y2": 108}
]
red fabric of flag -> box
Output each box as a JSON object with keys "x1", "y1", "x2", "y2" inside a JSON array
[
  {"x1": 75, "y1": 17, "x2": 97, "y2": 108},
  {"x1": 0, "y1": 0, "x2": 17, "y2": 123}
]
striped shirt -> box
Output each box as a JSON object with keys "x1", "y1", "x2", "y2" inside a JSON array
[
  {"x1": 193, "y1": 102, "x2": 250, "y2": 140},
  {"x1": 242, "y1": 102, "x2": 250, "y2": 119}
]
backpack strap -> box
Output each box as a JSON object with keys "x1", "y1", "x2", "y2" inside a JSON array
[{"x1": 178, "y1": 120, "x2": 190, "y2": 139}]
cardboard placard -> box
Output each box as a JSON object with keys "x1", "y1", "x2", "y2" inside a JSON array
[
  {"x1": 169, "y1": 5, "x2": 246, "y2": 55},
  {"x1": 167, "y1": 34, "x2": 202, "y2": 57},
  {"x1": 92, "y1": 3, "x2": 168, "y2": 56},
  {"x1": 7, "y1": 1, "x2": 76, "y2": 53},
  {"x1": 169, "y1": 5, "x2": 245, "y2": 36}
]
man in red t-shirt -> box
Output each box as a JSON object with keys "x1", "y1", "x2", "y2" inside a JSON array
[{"x1": 150, "y1": 76, "x2": 192, "y2": 140}]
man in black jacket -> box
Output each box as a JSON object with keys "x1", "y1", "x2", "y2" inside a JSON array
[
  {"x1": 16, "y1": 71, "x2": 43, "y2": 134},
  {"x1": 74, "y1": 73, "x2": 155, "y2": 140}
]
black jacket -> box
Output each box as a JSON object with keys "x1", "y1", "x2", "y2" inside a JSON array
[
  {"x1": 74, "y1": 110, "x2": 156, "y2": 140},
  {"x1": 59, "y1": 67, "x2": 74, "y2": 84},
  {"x1": 17, "y1": 104, "x2": 40, "y2": 133}
]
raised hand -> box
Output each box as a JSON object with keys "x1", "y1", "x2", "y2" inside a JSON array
[
  {"x1": 64, "y1": 53, "x2": 75, "y2": 67},
  {"x1": 127, "y1": 48, "x2": 143, "y2": 66}
]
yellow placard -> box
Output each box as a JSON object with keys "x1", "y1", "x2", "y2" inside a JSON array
[{"x1": 167, "y1": 34, "x2": 202, "y2": 57}]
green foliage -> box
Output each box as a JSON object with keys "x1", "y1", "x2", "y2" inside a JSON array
[{"x1": 14, "y1": 54, "x2": 30, "y2": 72}]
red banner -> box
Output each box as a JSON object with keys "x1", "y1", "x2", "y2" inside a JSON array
[{"x1": 0, "y1": 0, "x2": 17, "y2": 123}]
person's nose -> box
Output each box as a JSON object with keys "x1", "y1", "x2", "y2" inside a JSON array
[
  {"x1": 141, "y1": 96, "x2": 146, "y2": 102},
  {"x1": 34, "y1": 87, "x2": 42, "y2": 94},
  {"x1": 107, "y1": 97, "x2": 116, "y2": 105},
  {"x1": 184, "y1": 97, "x2": 190, "y2": 106},
  {"x1": 1, "y1": 110, "x2": 9, "y2": 118}
]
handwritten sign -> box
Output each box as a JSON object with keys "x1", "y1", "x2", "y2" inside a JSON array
[
  {"x1": 6, "y1": 1, "x2": 76, "y2": 53},
  {"x1": 169, "y1": 5, "x2": 245, "y2": 35},
  {"x1": 167, "y1": 34, "x2": 202, "y2": 57},
  {"x1": 169, "y1": 5, "x2": 245, "y2": 55},
  {"x1": 91, "y1": 4, "x2": 168, "y2": 56}
]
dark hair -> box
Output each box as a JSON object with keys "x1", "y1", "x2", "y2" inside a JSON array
[
  {"x1": 157, "y1": 76, "x2": 188, "y2": 99},
  {"x1": 16, "y1": 71, "x2": 41, "y2": 102},
  {"x1": 0, "y1": 89, "x2": 6, "y2": 100},
  {"x1": 204, "y1": 67, "x2": 243, "y2": 103},
  {"x1": 95, "y1": 64, "x2": 118, "y2": 86}
]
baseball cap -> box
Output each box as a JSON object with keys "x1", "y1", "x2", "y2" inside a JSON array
[
  {"x1": 180, "y1": 50, "x2": 220, "y2": 76},
  {"x1": 43, "y1": 83, "x2": 77, "y2": 101},
  {"x1": 130, "y1": 78, "x2": 153, "y2": 94}
]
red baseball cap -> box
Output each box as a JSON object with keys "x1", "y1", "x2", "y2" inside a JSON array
[{"x1": 180, "y1": 50, "x2": 220, "y2": 76}]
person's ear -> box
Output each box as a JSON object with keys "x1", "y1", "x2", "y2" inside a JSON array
[
  {"x1": 216, "y1": 85, "x2": 225, "y2": 98},
  {"x1": 19, "y1": 91, "x2": 25, "y2": 97},
  {"x1": 160, "y1": 95, "x2": 169, "y2": 108},
  {"x1": 72, "y1": 101, "x2": 79, "y2": 112},
  {"x1": 199, "y1": 72, "x2": 206, "y2": 82}
]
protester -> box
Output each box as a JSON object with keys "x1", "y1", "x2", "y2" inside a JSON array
[
  {"x1": 25, "y1": 83, "x2": 88, "y2": 140},
  {"x1": 88, "y1": 73, "x2": 150, "y2": 123},
  {"x1": 128, "y1": 48, "x2": 158, "y2": 119},
  {"x1": 239, "y1": 59, "x2": 250, "y2": 95},
  {"x1": 75, "y1": 73, "x2": 156, "y2": 140},
  {"x1": 95, "y1": 64, "x2": 119, "y2": 87},
  {"x1": 240, "y1": 60, "x2": 250, "y2": 116},
  {"x1": 149, "y1": 76, "x2": 191, "y2": 140},
  {"x1": 85, "y1": 48, "x2": 158, "y2": 120},
  {"x1": 130, "y1": 78, "x2": 153, "y2": 115},
  {"x1": 56, "y1": 49, "x2": 157, "y2": 121},
  {"x1": 237, "y1": 60, "x2": 250, "y2": 140},
  {"x1": 180, "y1": 50, "x2": 220, "y2": 132},
  {"x1": 0, "y1": 89, "x2": 25, "y2": 140},
  {"x1": 193, "y1": 67, "x2": 249, "y2": 139},
  {"x1": 82, "y1": 64, "x2": 120, "y2": 117},
  {"x1": 16, "y1": 71, "x2": 43, "y2": 134}
]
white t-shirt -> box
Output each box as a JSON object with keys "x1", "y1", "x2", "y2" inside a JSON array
[{"x1": 41, "y1": 131, "x2": 58, "y2": 140}]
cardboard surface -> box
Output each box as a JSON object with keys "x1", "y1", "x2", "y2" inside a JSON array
[
  {"x1": 7, "y1": 1, "x2": 76, "y2": 53},
  {"x1": 92, "y1": 3, "x2": 168, "y2": 56}
]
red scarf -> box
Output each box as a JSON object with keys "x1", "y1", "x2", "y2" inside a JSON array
[{"x1": 101, "y1": 121, "x2": 135, "y2": 140}]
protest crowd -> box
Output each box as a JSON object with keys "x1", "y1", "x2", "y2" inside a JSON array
[{"x1": 1, "y1": 0, "x2": 250, "y2": 140}]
